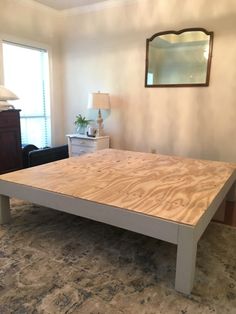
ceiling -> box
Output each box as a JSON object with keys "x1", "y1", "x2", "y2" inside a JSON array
[{"x1": 34, "y1": 0, "x2": 111, "y2": 10}]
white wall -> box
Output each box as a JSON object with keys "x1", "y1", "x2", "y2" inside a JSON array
[
  {"x1": 0, "y1": 0, "x2": 236, "y2": 162},
  {"x1": 0, "y1": 0, "x2": 65, "y2": 145},
  {"x1": 62, "y1": 0, "x2": 236, "y2": 162}
]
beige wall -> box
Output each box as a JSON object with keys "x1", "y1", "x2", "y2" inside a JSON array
[
  {"x1": 62, "y1": 0, "x2": 236, "y2": 162},
  {"x1": 0, "y1": 0, "x2": 65, "y2": 145}
]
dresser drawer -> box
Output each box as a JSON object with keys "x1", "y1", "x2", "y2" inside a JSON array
[
  {"x1": 0, "y1": 112, "x2": 19, "y2": 129},
  {"x1": 70, "y1": 138, "x2": 97, "y2": 148},
  {"x1": 0, "y1": 110, "x2": 22, "y2": 173}
]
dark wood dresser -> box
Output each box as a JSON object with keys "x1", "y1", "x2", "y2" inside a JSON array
[{"x1": 0, "y1": 110, "x2": 22, "y2": 174}]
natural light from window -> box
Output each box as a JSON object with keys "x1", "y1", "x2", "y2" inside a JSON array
[{"x1": 3, "y1": 42, "x2": 51, "y2": 148}]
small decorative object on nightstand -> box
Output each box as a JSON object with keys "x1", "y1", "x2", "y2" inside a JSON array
[
  {"x1": 74, "y1": 114, "x2": 92, "y2": 135},
  {"x1": 66, "y1": 134, "x2": 109, "y2": 157},
  {"x1": 88, "y1": 91, "x2": 110, "y2": 136}
]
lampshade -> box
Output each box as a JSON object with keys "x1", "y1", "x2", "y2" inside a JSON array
[
  {"x1": 88, "y1": 92, "x2": 110, "y2": 110},
  {"x1": 0, "y1": 85, "x2": 18, "y2": 101}
]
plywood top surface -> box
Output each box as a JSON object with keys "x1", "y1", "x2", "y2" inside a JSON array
[{"x1": 0, "y1": 149, "x2": 235, "y2": 226}]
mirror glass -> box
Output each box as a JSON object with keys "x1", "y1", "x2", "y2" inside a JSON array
[{"x1": 145, "y1": 28, "x2": 213, "y2": 87}]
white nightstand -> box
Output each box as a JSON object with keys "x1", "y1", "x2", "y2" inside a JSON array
[{"x1": 66, "y1": 134, "x2": 110, "y2": 157}]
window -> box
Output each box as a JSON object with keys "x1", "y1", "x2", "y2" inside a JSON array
[{"x1": 2, "y1": 41, "x2": 51, "y2": 148}]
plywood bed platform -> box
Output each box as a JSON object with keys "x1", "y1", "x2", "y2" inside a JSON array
[{"x1": 0, "y1": 149, "x2": 235, "y2": 294}]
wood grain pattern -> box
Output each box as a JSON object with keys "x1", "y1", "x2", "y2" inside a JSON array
[{"x1": 0, "y1": 149, "x2": 235, "y2": 226}]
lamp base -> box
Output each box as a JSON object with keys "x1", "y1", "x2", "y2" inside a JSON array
[
  {"x1": 0, "y1": 101, "x2": 15, "y2": 112},
  {"x1": 97, "y1": 108, "x2": 104, "y2": 137}
]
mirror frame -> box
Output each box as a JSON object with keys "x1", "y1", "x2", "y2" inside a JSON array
[{"x1": 145, "y1": 28, "x2": 214, "y2": 88}]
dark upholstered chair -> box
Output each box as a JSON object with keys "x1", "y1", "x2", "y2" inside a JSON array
[{"x1": 22, "y1": 144, "x2": 69, "y2": 168}]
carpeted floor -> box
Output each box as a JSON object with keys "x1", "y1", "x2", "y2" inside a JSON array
[{"x1": 0, "y1": 199, "x2": 235, "y2": 314}]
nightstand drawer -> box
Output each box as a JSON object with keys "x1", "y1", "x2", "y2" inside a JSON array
[
  {"x1": 71, "y1": 145, "x2": 95, "y2": 156},
  {"x1": 70, "y1": 138, "x2": 97, "y2": 148},
  {"x1": 66, "y1": 134, "x2": 109, "y2": 157}
]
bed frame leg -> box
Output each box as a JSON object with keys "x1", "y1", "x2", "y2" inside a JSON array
[
  {"x1": 0, "y1": 195, "x2": 11, "y2": 224},
  {"x1": 175, "y1": 225, "x2": 197, "y2": 294}
]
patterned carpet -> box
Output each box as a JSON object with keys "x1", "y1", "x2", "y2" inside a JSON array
[{"x1": 0, "y1": 199, "x2": 235, "y2": 314}]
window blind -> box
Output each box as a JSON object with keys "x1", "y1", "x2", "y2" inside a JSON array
[{"x1": 2, "y1": 41, "x2": 51, "y2": 148}]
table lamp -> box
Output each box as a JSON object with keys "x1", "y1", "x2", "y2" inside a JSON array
[
  {"x1": 0, "y1": 85, "x2": 18, "y2": 111},
  {"x1": 88, "y1": 91, "x2": 110, "y2": 136}
]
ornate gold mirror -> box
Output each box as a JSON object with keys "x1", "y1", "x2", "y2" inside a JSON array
[{"x1": 145, "y1": 28, "x2": 214, "y2": 87}]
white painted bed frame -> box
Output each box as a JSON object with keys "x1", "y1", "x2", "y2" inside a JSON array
[
  {"x1": 0, "y1": 149, "x2": 235, "y2": 295},
  {"x1": 0, "y1": 177, "x2": 235, "y2": 294}
]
